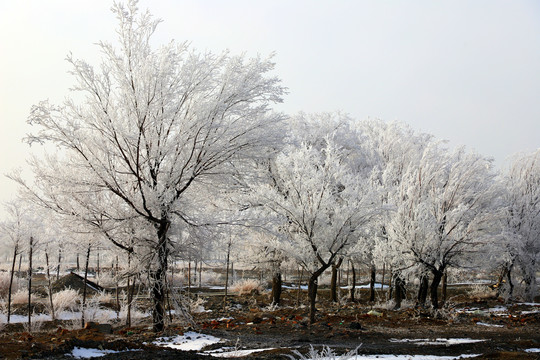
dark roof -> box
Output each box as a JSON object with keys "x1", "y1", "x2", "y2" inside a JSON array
[{"x1": 52, "y1": 272, "x2": 104, "y2": 293}]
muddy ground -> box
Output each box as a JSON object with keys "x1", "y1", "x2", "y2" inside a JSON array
[{"x1": 1, "y1": 287, "x2": 540, "y2": 359}]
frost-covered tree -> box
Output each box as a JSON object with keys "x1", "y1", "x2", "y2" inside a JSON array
[
  {"x1": 387, "y1": 144, "x2": 500, "y2": 308},
  {"x1": 252, "y1": 115, "x2": 378, "y2": 323},
  {"x1": 0, "y1": 200, "x2": 29, "y2": 323},
  {"x1": 501, "y1": 149, "x2": 540, "y2": 301},
  {"x1": 358, "y1": 120, "x2": 433, "y2": 305},
  {"x1": 15, "y1": 0, "x2": 285, "y2": 331}
]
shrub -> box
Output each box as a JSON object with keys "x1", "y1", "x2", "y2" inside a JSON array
[
  {"x1": 0, "y1": 272, "x2": 19, "y2": 298},
  {"x1": 22, "y1": 313, "x2": 46, "y2": 333},
  {"x1": 52, "y1": 288, "x2": 81, "y2": 312},
  {"x1": 189, "y1": 296, "x2": 207, "y2": 313},
  {"x1": 288, "y1": 345, "x2": 360, "y2": 360},
  {"x1": 83, "y1": 296, "x2": 116, "y2": 324},
  {"x1": 96, "y1": 271, "x2": 117, "y2": 288},
  {"x1": 468, "y1": 283, "x2": 497, "y2": 300},
  {"x1": 199, "y1": 270, "x2": 222, "y2": 286},
  {"x1": 230, "y1": 279, "x2": 263, "y2": 296},
  {"x1": 118, "y1": 302, "x2": 146, "y2": 325},
  {"x1": 93, "y1": 290, "x2": 114, "y2": 304},
  {"x1": 11, "y1": 289, "x2": 39, "y2": 305}
]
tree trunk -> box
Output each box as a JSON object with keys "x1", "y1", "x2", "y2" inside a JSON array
[
  {"x1": 296, "y1": 266, "x2": 303, "y2": 307},
  {"x1": 199, "y1": 261, "x2": 202, "y2": 288},
  {"x1": 187, "y1": 260, "x2": 191, "y2": 298},
  {"x1": 45, "y1": 251, "x2": 55, "y2": 320},
  {"x1": 96, "y1": 251, "x2": 100, "y2": 285},
  {"x1": 441, "y1": 272, "x2": 447, "y2": 306},
  {"x1": 381, "y1": 263, "x2": 386, "y2": 298},
  {"x1": 271, "y1": 272, "x2": 282, "y2": 306},
  {"x1": 346, "y1": 261, "x2": 350, "y2": 288},
  {"x1": 417, "y1": 274, "x2": 429, "y2": 307},
  {"x1": 308, "y1": 265, "x2": 330, "y2": 324},
  {"x1": 369, "y1": 264, "x2": 376, "y2": 302},
  {"x1": 127, "y1": 274, "x2": 137, "y2": 328},
  {"x1": 7, "y1": 244, "x2": 18, "y2": 324},
  {"x1": 194, "y1": 259, "x2": 198, "y2": 287},
  {"x1": 349, "y1": 260, "x2": 356, "y2": 302},
  {"x1": 429, "y1": 269, "x2": 444, "y2": 309},
  {"x1": 126, "y1": 252, "x2": 132, "y2": 327},
  {"x1": 523, "y1": 263, "x2": 537, "y2": 302},
  {"x1": 330, "y1": 258, "x2": 343, "y2": 303},
  {"x1": 307, "y1": 274, "x2": 318, "y2": 324},
  {"x1": 223, "y1": 240, "x2": 231, "y2": 308},
  {"x1": 76, "y1": 253, "x2": 80, "y2": 272},
  {"x1": 151, "y1": 219, "x2": 170, "y2": 332},
  {"x1": 115, "y1": 256, "x2": 120, "y2": 319},
  {"x1": 56, "y1": 247, "x2": 62, "y2": 281},
  {"x1": 393, "y1": 273, "x2": 406, "y2": 309},
  {"x1": 495, "y1": 264, "x2": 509, "y2": 298},
  {"x1": 81, "y1": 245, "x2": 91, "y2": 328},
  {"x1": 388, "y1": 269, "x2": 393, "y2": 301},
  {"x1": 506, "y1": 266, "x2": 514, "y2": 299},
  {"x1": 27, "y1": 236, "x2": 33, "y2": 331}
]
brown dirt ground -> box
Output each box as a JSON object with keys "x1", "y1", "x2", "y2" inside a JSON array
[{"x1": 1, "y1": 288, "x2": 540, "y2": 359}]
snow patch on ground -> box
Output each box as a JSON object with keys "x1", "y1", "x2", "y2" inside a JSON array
[
  {"x1": 340, "y1": 283, "x2": 389, "y2": 290},
  {"x1": 521, "y1": 310, "x2": 540, "y2": 315},
  {"x1": 389, "y1": 338, "x2": 485, "y2": 346},
  {"x1": 192, "y1": 305, "x2": 212, "y2": 313},
  {"x1": 283, "y1": 284, "x2": 308, "y2": 290},
  {"x1": 476, "y1": 322, "x2": 503, "y2": 328},
  {"x1": 0, "y1": 310, "x2": 151, "y2": 325},
  {"x1": 525, "y1": 348, "x2": 540, "y2": 353},
  {"x1": 302, "y1": 355, "x2": 480, "y2": 359},
  {"x1": 487, "y1": 306, "x2": 508, "y2": 313},
  {"x1": 70, "y1": 347, "x2": 121, "y2": 358},
  {"x1": 204, "y1": 347, "x2": 275, "y2": 357},
  {"x1": 153, "y1": 331, "x2": 222, "y2": 351}
]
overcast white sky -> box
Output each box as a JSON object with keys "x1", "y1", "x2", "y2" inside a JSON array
[{"x1": 1, "y1": 0, "x2": 539, "y2": 208}]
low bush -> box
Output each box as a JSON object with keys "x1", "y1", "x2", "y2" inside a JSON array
[
  {"x1": 288, "y1": 345, "x2": 360, "y2": 360},
  {"x1": 0, "y1": 272, "x2": 19, "y2": 298},
  {"x1": 52, "y1": 288, "x2": 80, "y2": 312},
  {"x1": 96, "y1": 271, "x2": 117, "y2": 288},
  {"x1": 230, "y1": 279, "x2": 263, "y2": 296},
  {"x1": 11, "y1": 289, "x2": 39, "y2": 305}
]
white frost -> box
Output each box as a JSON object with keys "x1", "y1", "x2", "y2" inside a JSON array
[
  {"x1": 476, "y1": 322, "x2": 504, "y2": 328},
  {"x1": 70, "y1": 347, "x2": 121, "y2": 358},
  {"x1": 153, "y1": 331, "x2": 222, "y2": 351},
  {"x1": 205, "y1": 347, "x2": 275, "y2": 357},
  {"x1": 302, "y1": 355, "x2": 480, "y2": 360},
  {"x1": 389, "y1": 338, "x2": 485, "y2": 346}
]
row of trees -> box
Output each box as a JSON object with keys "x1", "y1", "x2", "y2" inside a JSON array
[
  {"x1": 2, "y1": 0, "x2": 539, "y2": 331},
  {"x1": 242, "y1": 113, "x2": 539, "y2": 322}
]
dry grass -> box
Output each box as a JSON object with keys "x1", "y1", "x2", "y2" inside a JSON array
[
  {"x1": 468, "y1": 283, "x2": 497, "y2": 299},
  {"x1": 230, "y1": 279, "x2": 263, "y2": 296},
  {"x1": 95, "y1": 271, "x2": 117, "y2": 288},
  {"x1": 0, "y1": 272, "x2": 19, "y2": 298},
  {"x1": 11, "y1": 290, "x2": 39, "y2": 305},
  {"x1": 93, "y1": 290, "x2": 113, "y2": 304},
  {"x1": 289, "y1": 345, "x2": 360, "y2": 360},
  {"x1": 52, "y1": 288, "x2": 80, "y2": 312},
  {"x1": 198, "y1": 270, "x2": 223, "y2": 286}
]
